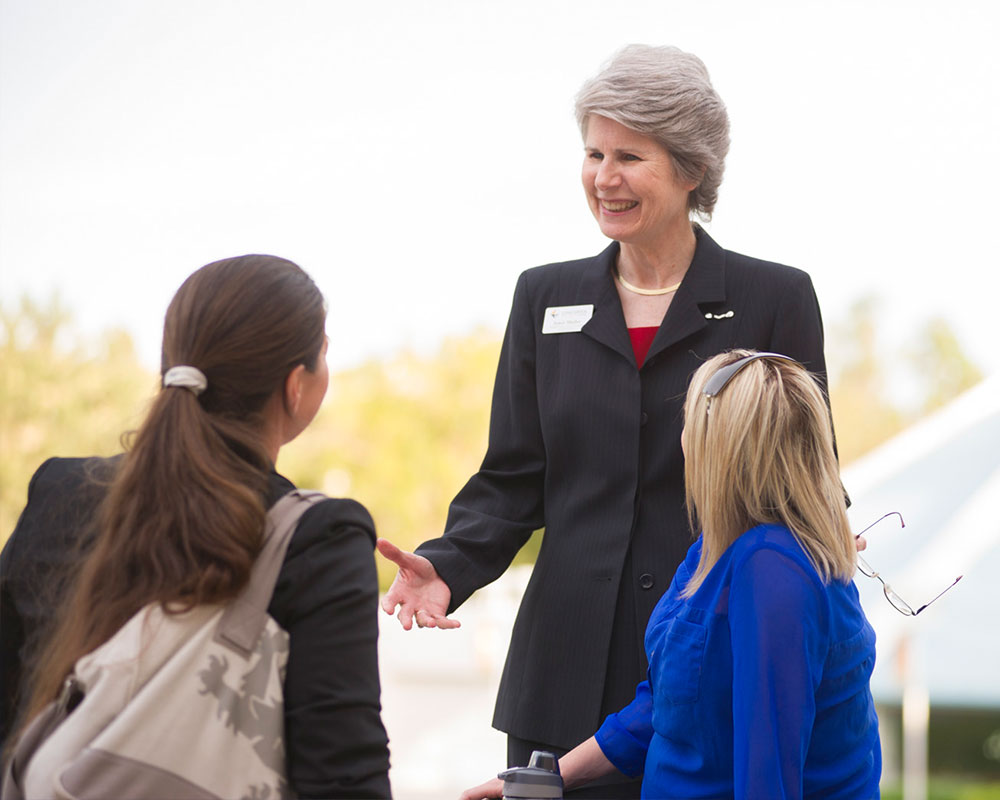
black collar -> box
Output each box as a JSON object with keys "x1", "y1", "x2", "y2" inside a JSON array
[{"x1": 580, "y1": 227, "x2": 728, "y2": 366}]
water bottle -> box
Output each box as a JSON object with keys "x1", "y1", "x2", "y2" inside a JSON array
[{"x1": 499, "y1": 750, "x2": 563, "y2": 799}]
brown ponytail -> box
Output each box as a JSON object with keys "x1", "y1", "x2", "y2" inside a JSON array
[{"x1": 22, "y1": 255, "x2": 326, "y2": 727}]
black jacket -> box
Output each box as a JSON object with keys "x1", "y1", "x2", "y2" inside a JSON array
[
  {"x1": 0, "y1": 456, "x2": 391, "y2": 799},
  {"x1": 417, "y1": 229, "x2": 829, "y2": 749}
]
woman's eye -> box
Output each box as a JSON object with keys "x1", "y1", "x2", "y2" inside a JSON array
[
  {"x1": 621, "y1": 153, "x2": 640, "y2": 162},
  {"x1": 587, "y1": 151, "x2": 604, "y2": 161}
]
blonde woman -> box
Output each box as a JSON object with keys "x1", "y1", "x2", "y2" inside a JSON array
[{"x1": 463, "y1": 350, "x2": 880, "y2": 799}]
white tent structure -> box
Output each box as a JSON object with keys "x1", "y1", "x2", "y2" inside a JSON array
[{"x1": 841, "y1": 373, "x2": 1000, "y2": 796}]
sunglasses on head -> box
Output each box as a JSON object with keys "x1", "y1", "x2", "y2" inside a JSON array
[{"x1": 702, "y1": 352, "x2": 797, "y2": 413}]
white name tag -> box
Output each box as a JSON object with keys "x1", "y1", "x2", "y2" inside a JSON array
[{"x1": 542, "y1": 304, "x2": 594, "y2": 334}]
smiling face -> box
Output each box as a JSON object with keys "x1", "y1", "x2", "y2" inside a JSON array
[{"x1": 582, "y1": 115, "x2": 698, "y2": 250}]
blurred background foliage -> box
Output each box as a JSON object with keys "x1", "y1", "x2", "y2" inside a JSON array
[
  {"x1": 827, "y1": 296, "x2": 983, "y2": 463},
  {"x1": 1, "y1": 296, "x2": 155, "y2": 537},
  {"x1": 0, "y1": 292, "x2": 984, "y2": 590},
  {"x1": 275, "y1": 329, "x2": 507, "y2": 587}
]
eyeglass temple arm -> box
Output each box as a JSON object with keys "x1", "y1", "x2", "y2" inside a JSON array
[
  {"x1": 911, "y1": 574, "x2": 964, "y2": 615},
  {"x1": 855, "y1": 511, "x2": 905, "y2": 539}
]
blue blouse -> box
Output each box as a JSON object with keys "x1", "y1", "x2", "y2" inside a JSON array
[{"x1": 595, "y1": 524, "x2": 881, "y2": 799}]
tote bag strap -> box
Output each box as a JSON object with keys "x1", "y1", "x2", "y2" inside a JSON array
[
  {"x1": 214, "y1": 489, "x2": 326, "y2": 657},
  {"x1": 2, "y1": 678, "x2": 82, "y2": 800}
]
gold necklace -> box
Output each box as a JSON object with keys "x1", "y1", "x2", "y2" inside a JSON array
[{"x1": 615, "y1": 268, "x2": 682, "y2": 296}]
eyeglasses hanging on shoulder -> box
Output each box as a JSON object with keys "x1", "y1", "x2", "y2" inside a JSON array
[{"x1": 855, "y1": 512, "x2": 963, "y2": 616}]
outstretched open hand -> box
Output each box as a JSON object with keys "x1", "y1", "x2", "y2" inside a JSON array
[{"x1": 376, "y1": 538, "x2": 460, "y2": 630}]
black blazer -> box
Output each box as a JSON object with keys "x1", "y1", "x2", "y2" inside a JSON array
[
  {"x1": 417, "y1": 228, "x2": 828, "y2": 749},
  {"x1": 0, "y1": 457, "x2": 391, "y2": 798}
]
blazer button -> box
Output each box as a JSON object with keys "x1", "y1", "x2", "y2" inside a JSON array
[
  {"x1": 640, "y1": 412, "x2": 649, "y2": 427},
  {"x1": 639, "y1": 573, "x2": 655, "y2": 590}
]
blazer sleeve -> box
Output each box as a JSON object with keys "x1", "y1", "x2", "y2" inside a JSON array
[
  {"x1": 416, "y1": 271, "x2": 546, "y2": 611},
  {"x1": 269, "y1": 499, "x2": 391, "y2": 799},
  {"x1": 1, "y1": 456, "x2": 113, "y2": 748},
  {"x1": 768, "y1": 269, "x2": 827, "y2": 382},
  {"x1": 0, "y1": 460, "x2": 54, "y2": 746},
  {"x1": 0, "y1": 461, "x2": 41, "y2": 747},
  {"x1": 766, "y1": 268, "x2": 851, "y2": 498}
]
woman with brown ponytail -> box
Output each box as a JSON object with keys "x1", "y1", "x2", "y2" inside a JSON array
[{"x1": 0, "y1": 255, "x2": 391, "y2": 798}]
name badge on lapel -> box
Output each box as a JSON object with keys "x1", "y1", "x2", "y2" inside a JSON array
[{"x1": 542, "y1": 304, "x2": 594, "y2": 334}]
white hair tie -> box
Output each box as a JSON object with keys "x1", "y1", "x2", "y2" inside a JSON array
[{"x1": 163, "y1": 365, "x2": 208, "y2": 396}]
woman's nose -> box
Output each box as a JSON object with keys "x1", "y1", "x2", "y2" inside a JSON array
[{"x1": 595, "y1": 160, "x2": 620, "y2": 190}]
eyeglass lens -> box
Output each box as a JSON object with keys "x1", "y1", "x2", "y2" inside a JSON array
[{"x1": 854, "y1": 513, "x2": 962, "y2": 616}]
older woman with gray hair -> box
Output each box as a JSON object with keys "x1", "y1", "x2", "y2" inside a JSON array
[{"x1": 380, "y1": 44, "x2": 832, "y2": 798}]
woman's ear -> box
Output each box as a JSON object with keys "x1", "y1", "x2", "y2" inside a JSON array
[
  {"x1": 283, "y1": 364, "x2": 307, "y2": 417},
  {"x1": 685, "y1": 164, "x2": 707, "y2": 192}
]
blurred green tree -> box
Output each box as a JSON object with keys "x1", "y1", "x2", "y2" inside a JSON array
[
  {"x1": 827, "y1": 296, "x2": 983, "y2": 463},
  {"x1": 0, "y1": 297, "x2": 155, "y2": 543},
  {"x1": 828, "y1": 297, "x2": 908, "y2": 463},
  {"x1": 907, "y1": 317, "x2": 983, "y2": 414},
  {"x1": 276, "y1": 330, "x2": 504, "y2": 588},
  {"x1": 1, "y1": 292, "x2": 985, "y2": 590}
]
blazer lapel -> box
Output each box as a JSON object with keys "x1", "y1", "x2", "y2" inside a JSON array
[
  {"x1": 575, "y1": 231, "x2": 729, "y2": 366},
  {"x1": 644, "y1": 227, "x2": 727, "y2": 364},
  {"x1": 580, "y1": 243, "x2": 635, "y2": 365}
]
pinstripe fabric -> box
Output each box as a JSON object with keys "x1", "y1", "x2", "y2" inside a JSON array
[{"x1": 416, "y1": 228, "x2": 828, "y2": 751}]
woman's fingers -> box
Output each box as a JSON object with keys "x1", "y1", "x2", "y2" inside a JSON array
[
  {"x1": 379, "y1": 571, "x2": 411, "y2": 616},
  {"x1": 376, "y1": 537, "x2": 459, "y2": 628},
  {"x1": 392, "y1": 605, "x2": 461, "y2": 631},
  {"x1": 414, "y1": 608, "x2": 462, "y2": 630},
  {"x1": 376, "y1": 537, "x2": 437, "y2": 579},
  {"x1": 458, "y1": 777, "x2": 504, "y2": 800},
  {"x1": 396, "y1": 604, "x2": 416, "y2": 631},
  {"x1": 375, "y1": 537, "x2": 410, "y2": 567},
  {"x1": 376, "y1": 539, "x2": 425, "y2": 618}
]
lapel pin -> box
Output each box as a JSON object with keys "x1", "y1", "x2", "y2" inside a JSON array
[{"x1": 704, "y1": 310, "x2": 735, "y2": 320}]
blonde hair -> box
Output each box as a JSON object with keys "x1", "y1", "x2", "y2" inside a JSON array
[{"x1": 681, "y1": 350, "x2": 854, "y2": 597}]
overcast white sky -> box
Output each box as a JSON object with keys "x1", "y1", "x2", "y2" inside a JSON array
[{"x1": 2, "y1": 0, "x2": 998, "y2": 376}]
